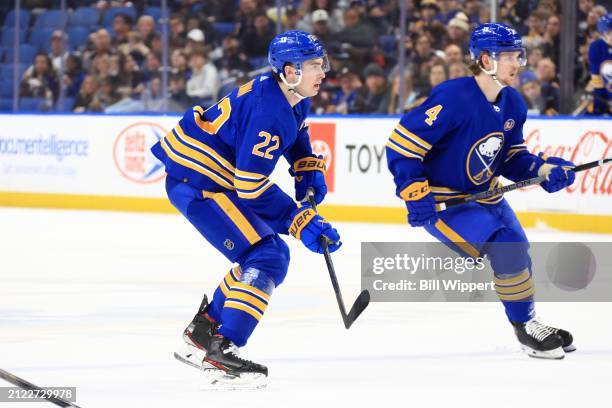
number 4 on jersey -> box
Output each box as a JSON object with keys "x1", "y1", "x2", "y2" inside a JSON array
[{"x1": 425, "y1": 104, "x2": 443, "y2": 126}]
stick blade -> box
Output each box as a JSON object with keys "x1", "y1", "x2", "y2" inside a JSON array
[{"x1": 344, "y1": 290, "x2": 370, "y2": 329}]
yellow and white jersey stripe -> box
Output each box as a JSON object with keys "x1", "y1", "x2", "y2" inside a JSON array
[{"x1": 234, "y1": 169, "x2": 274, "y2": 200}]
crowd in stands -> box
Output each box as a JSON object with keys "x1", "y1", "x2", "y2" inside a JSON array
[{"x1": 0, "y1": 0, "x2": 608, "y2": 115}]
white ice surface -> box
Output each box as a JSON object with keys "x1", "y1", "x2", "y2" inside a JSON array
[{"x1": 0, "y1": 208, "x2": 611, "y2": 408}]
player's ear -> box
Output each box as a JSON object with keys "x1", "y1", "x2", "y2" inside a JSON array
[{"x1": 283, "y1": 63, "x2": 295, "y2": 79}]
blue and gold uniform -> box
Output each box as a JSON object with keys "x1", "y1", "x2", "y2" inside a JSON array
[
  {"x1": 387, "y1": 76, "x2": 546, "y2": 323},
  {"x1": 587, "y1": 37, "x2": 612, "y2": 115},
  {"x1": 152, "y1": 74, "x2": 314, "y2": 346}
]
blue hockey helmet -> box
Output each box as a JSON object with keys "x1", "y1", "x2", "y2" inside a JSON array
[
  {"x1": 469, "y1": 23, "x2": 526, "y2": 66},
  {"x1": 597, "y1": 13, "x2": 612, "y2": 34},
  {"x1": 268, "y1": 30, "x2": 329, "y2": 76}
]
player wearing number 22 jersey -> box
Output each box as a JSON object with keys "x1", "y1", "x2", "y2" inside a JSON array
[
  {"x1": 387, "y1": 23, "x2": 577, "y2": 359},
  {"x1": 151, "y1": 31, "x2": 340, "y2": 386}
]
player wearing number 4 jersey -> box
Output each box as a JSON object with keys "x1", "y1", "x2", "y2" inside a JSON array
[
  {"x1": 151, "y1": 31, "x2": 340, "y2": 388},
  {"x1": 387, "y1": 23, "x2": 577, "y2": 359}
]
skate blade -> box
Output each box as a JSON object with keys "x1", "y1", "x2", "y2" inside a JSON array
[
  {"x1": 174, "y1": 346, "x2": 216, "y2": 371},
  {"x1": 521, "y1": 345, "x2": 565, "y2": 360},
  {"x1": 563, "y1": 344, "x2": 577, "y2": 353},
  {"x1": 200, "y1": 369, "x2": 267, "y2": 391}
]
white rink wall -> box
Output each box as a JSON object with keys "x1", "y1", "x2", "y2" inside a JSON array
[{"x1": 0, "y1": 114, "x2": 610, "y2": 231}]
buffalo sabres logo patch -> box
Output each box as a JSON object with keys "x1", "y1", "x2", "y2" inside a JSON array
[
  {"x1": 504, "y1": 119, "x2": 515, "y2": 131},
  {"x1": 466, "y1": 132, "x2": 504, "y2": 185}
]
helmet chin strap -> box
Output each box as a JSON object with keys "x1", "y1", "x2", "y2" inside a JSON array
[
  {"x1": 479, "y1": 59, "x2": 506, "y2": 90},
  {"x1": 280, "y1": 72, "x2": 307, "y2": 100}
]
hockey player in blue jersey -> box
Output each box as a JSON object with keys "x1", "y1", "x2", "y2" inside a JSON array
[
  {"x1": 151, "y1": 31, "x2": 340, "y2": 386},
  {"x1": 386, "y1": 23, "x2": 577, "y2": 359},
  {"x1": 587, "y1": 13, "x2": 611, "y2": 115}
]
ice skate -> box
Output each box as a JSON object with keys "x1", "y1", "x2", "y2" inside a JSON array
[
  {"x1": 174, "y1": 295, "x2": 220, "y2": 371},
  {"x1": 200, "y1": 334, "x2": 268, "y2": 390},
  {"x1": 512, "y1": 317, "x2": 572, "y2": 359}
]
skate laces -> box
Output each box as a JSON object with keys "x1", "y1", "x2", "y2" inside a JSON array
[{"x1": 526, "y1": 319, "x2": 556, "y2": 342}]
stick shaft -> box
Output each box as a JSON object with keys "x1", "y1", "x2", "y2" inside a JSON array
[{"x1": 441, "y1": 157, "x2": 611, "y2": 210}]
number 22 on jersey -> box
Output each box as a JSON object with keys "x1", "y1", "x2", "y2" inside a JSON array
[
  {"x1": 425, "y1": 104, "x2": 442, "y2": 126},
  {"x1": 252, "y1": 131, "x2": 280, "y2": 160}
]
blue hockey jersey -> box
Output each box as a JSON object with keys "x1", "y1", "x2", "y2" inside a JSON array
[
  {"x1": 588, "y1": 38, "x2": 611, "y2": 115},
  {"x1": 151, "y1": 75, "x2": 313, "y2": 232},
  {"x1": 387, "y1": 76, "x2": 544, "y2": 207}
]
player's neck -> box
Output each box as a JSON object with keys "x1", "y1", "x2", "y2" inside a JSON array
[
  {"x1": 278, "y1": 81, "x2": 304, "y2": 107},
  {"x1": 474, "y1": 74, "x2": 502, "y2": 103}
]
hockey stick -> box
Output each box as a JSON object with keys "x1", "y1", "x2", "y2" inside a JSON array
[
  {"x1": 0, "y1": 367, "x2": 82, "y2": 408},
  {"x1": 439, "y1": 157, "x2": 612, "y2": 210},
  {"x1": 307, "y1": 189, "x2": 370, "y2": 329}
]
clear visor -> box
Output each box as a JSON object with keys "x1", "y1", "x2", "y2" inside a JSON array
[
  {"x1": 296, "y1": 54, "x2": 330, "y2": 74},
  {"x1": 493, "y1": 48, "x2": 527, "y2": 67}
]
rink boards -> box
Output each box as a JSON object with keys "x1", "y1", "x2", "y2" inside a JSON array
[{"x1": 0, "y1": 114, "x2": 610, "y2": 232}]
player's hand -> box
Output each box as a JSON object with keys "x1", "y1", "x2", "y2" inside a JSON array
[
  {"x1": 537, "y1": 154, "x2": 576, "y2": 193},
  {"x1": 400, "y1": 178, "x2": 439, "y2": 227},
  {"x1": 291, "y1": 155, "x2": 327, "y2": 204},
  {"x1": 287, "y1": 203, "x2": 341, "y2": 254}
]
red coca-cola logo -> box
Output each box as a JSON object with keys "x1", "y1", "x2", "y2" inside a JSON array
[{"x1": 524, "y1": 129, "x2": 611, "y2": 196}]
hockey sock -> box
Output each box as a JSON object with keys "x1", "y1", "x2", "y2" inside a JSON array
[
  {"x1": 208, "y1": 266, "x2": 242, "y2": 323},
  {"x1": 218, "y1": 280, "x2": 271, "y2": 347}
]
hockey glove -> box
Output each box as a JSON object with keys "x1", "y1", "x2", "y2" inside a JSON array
[
  {"x1": 291, "y1": 155, "x2": 327, "y2": 204},
  {"x1": 537, "y1": 153, "x2": 576, "y2": 193},
  {"x1": 287, "y1": 203, "x2": 341, "y2": 254},
  {"x1": 399, "y1": 178, "x2": 438, "y2": 227}
]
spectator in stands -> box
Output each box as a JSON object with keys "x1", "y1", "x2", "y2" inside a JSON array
[
  {"x1": 443, "y1": 43, "x2": 464, "y2": 64},
  {"x1": 464, "y1": 0, "x2": 483, "y2": 25},
  {"x1": 186, "y1": 48, "x2": 219, "y2": 106},
  {"x1": 236, "y1": 0, "x2": 263, "y2": 37},
  {"x1": 170, "y1": 49, "x2": 190, "y2": 79},
  {"x1": 419, "y1": 0, "x2": 444, "y2": 26},
  {"x1": 19, "y1": 52, "x2": 58, "y2": 104},
  {"x1": 448, "y1": 61, "x2": 470, "y2": 79},
  {"x1": 169, "y1": 73, "x2": 190, "y2": 110},
  {"x1": 526, "y1": 46, "x2": 544, "y2": 71},
  {"x1": 137, "y1": 15, "x2": 157, "y2": 48},
  {"x1": 311, "y1": 10, "x2": 333, "y2": 47},
  {"x1": 113, "y1": 14, "x2": 133, "y2": 47},
  {"x1": 73, "y1": 75, "x2": 100, "y2": 113},
  {"x1": 169, "y1": 14, "x2": 188, "y2": 50},
  {"x1": 240, "y1": 13, "x2": 275, "y2": 60},
  {"x1": 91, "y1": 53, "x2": 112, "y2": 80},
  {"x1": 535, "y1": 57, "x2": 559, "y2": 88},
  {"x1": 387, "y1": 72, "x2": 418, "y2": 114},
  {"x1": 332, "y1": 8, "x2": 377, "y2": 50},
  {"x1": 522, "y1": 11, "x2": 546, "y2": 50},
  {"x1": 116, "y1": 53, "x2": 145, "y2": 97},
  {"x1": 117, "y1": 31, "x2": 150, "y2": 66},
  {"x1": 297, "y1": 0, "x2": 344, "y2": 33},
  {"x1": 211, "y1": 35, "x2": 253, "y2": 81},
  {"x1": 351, "y1": 62, "x2": 390, "y2": 114},
  {"x1": 184, "y1": 28, "x2": 206, "y2": 58},
  {"x1": 84, "y1": 29, "x2": 114, "y2": 71},
  {"x1": 411, "y1": 33, "x2": 441, "y2": 92},
  {"x1": 143, "y1": 53, "x2": 162, "y2": 83},
  {"x1": 327, "y1": 66, "x2": 361, "y2": 114},
  {"x1": 49, "y1": 30, "x2": 68, "y2": 72},
  {"x1": 500, "y1": 0, "x2": 530, "y2": 30},
  {"x1": 97, "y1": 77, "x2": 121, "y2": 110},
  {"x1": 429, "y1": 61, "x2": 448, "y2": 88},
  {"x1": 446, "y1": 12, "x2": 470, "y2": 53},
  {"x1": 366, "y1": 2, "x2": 393, "y2": 36},
  {"x1": 63, "y1": 54, "x2": 84, "y2": 98},
  {"x1": 519, "y1": 70, "x2": 559, "y2": 115},
  {"x1": 541, "y1": 14, "x2": 560, "y2": 65},
  {"x1": 284, "y1": 7, "x2": 301, "y2": 30}
]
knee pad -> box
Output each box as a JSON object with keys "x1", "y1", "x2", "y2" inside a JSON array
[
  {"x1": 483, "y1": 227, "x2": 531, "y2": 276},
  {"x1": 237, "y1": 235, "x2": 290, "y2": 288}
]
